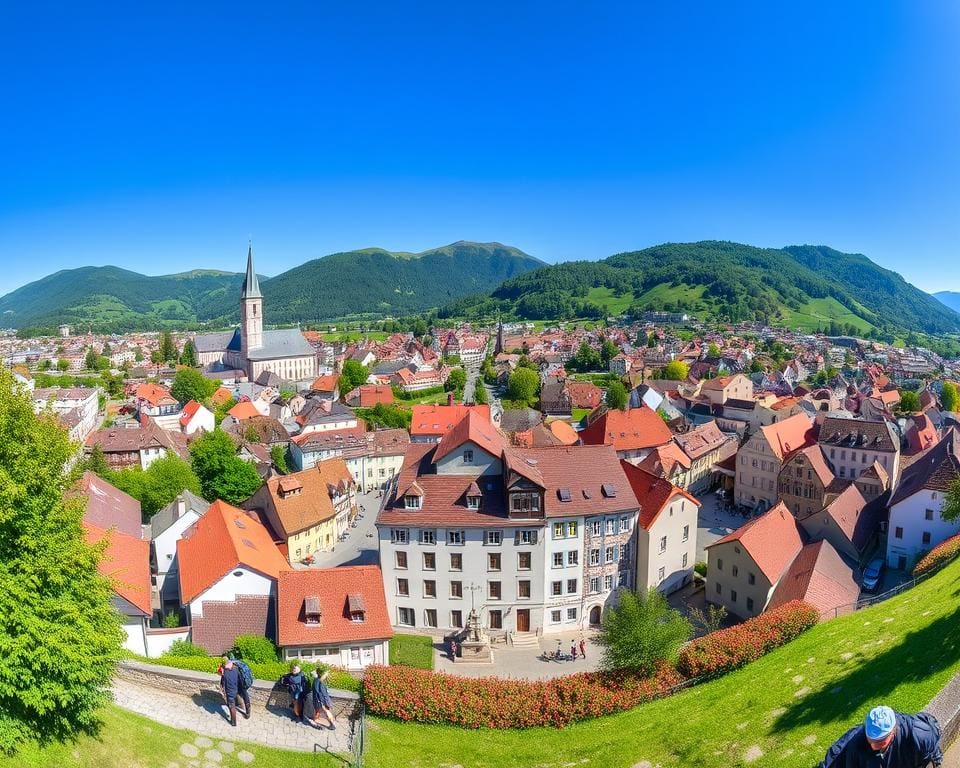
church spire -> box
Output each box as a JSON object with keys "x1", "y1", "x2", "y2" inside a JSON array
[{"x1": 240, "y1": 241, "x2": 262, "y2": 299}]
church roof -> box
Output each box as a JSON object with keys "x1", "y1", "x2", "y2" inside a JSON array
[
  {"x1": 240, "y1": 243, "x2": 262, "y2": 299},
  {"x1": 246, "y1": 329, "x2": 315, "y2": 360}
]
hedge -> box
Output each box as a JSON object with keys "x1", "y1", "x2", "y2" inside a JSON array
[
  {"x1": 145, "y1": 654, "x2": 361, "y2": 693},
  {"x1": 913, "y1": 532, "x2": 960, "y2": 576},
  {"x1": 363, "y1": 664, "x2": 683, "y2": 729},
  {"x1": 677, "y1": 601, "x2": 819, "y2": 678}
]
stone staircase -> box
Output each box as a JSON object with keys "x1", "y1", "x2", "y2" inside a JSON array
[{"x1": 509, "y1": 631, "x2": 540, "y2": 649}]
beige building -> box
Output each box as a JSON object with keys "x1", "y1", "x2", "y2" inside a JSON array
[
  {"x1": 817, "y1": 416, "x2": 901, "y2": 490},
  {"x1": 700, "y1": 373, "x2": 753, "y2": 407},
  {"x1": 734, "y1": 411, "x2": 814, "y2": 511}
]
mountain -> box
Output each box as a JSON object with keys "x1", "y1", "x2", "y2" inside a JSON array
[
  {"x1": 442, "y1": 241, "x2": 960, "y2": 336},
  {"x1": 0, "y1": 241, "x2": 543, "y2": 333},
  {"x1": 933, "y1": 292, "x2": 960, "y2": 314}
]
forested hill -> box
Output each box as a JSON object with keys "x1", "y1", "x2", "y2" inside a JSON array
[
  {"x1": 441, "y1": 241, "x2": 960, "y2": 336},
  {"x1": 0, "y1": 241, "x2": 543, "y2": 333}
]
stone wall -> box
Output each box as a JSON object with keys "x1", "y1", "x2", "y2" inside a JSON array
[{"x1": 117, "y1": 660, "x2": 360, "y2": 719}]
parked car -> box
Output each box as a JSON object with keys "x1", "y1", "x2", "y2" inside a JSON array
[{"x1": 862, "y1": 557, "x2": 885, "y2": 592}]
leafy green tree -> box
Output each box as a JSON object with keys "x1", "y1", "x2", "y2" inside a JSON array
[
  {"x1": 445, "y1": 368, "x2": 467, "y2": 393},
  {"x1": 647, "y1": 332, "x2": 657, "y2": 348},
  {"x1": 942, "y1": 382, "x2": 959, "y2": 413},
  {"x1": 340, "y1": 360, "x2": 369, "y2": 391},
  {"x1": 38, "y1": 359, "x2": 52, "y2": 371},
  {"x1": 171, "y1": 368, "x2": 216, "y2": 405},
  {"x1": 605, "y1": 381, "x2": 628, "y2": 410},
  {"x1": 898, "y1": 389, "x2": 921, "y2": 414},
  {"x1": 749, "y1": 358, "x2": 764, "y2": 374},
  {"x1": 214, "y1": 396, "x2": 236, "y2": 426},
  {"x1": 84, "y1": 348, "x2": 101, "y2": 371},
  {"x1": 359, "y1": 403, "x2": 412, "y2": 430},
  {"x1": 56, "y1": 358, "x2": 70, "y2": 372},
  {"x1": 190, "y1": 429, "x2": 262, "y2": 504},
  {"x1": 661, "y1": 359, "x2": 689, "y2": 381},
  {"x1": 270, "y1": 445, "x2": 289, "y2": 475},
  {"x1": 594, "y1": 588, "x2": 691, "y2": 675},
  {"x1": 110, "y1": 455, "x2": 202, "y2": 517},
  {"x1": 707, "y1": 342, "x2": 721, "y2": 358},
  {"x1": 179, "y1": 339, "x2": 198, "y2": 367},
  {"x1": 600, "y1": 339, "x2": 619, "y2": 367},
  {"x1": 159, "y1": 331, "x2": 177, "y2": 363},
  {"x1": 84, "y1": 444, "x2": 111, "y2": 477},
  {"x1": 506, "y1": 368, "x2": 540, "y2": 405},
  {"x1": 473, "y1": 382, "x2": 488, "y2": 405},
  {"x1": 0, "y1": 370, "x2": 123, "y2": 753},
  {"x1": 569, "y1": 342, "x2": 601, "y2": 372}
]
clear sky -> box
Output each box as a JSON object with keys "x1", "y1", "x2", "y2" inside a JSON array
[{"x1": 0, "y1": 2, "x2": 957, "y2": 296}]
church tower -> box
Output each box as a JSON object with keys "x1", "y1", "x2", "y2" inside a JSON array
[
  {"x1": 495, "y1": 315, "x2": 505, "y2": 356},
  {"x1": 240, "y1": 242, "x2": 264, "y2": 357}
]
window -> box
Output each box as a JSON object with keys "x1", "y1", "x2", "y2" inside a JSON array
[
  {"x1": 567, "y1": 550, "x2": 578, "y2": 566},
  {"x1": 423, "y1": 580, "x2": 436, "y2": 598},
  {"x1": 391, "y1": 528, "x2": 408, "y2": 544},
  {"x1": 518, "y1": 580, "x2": 531, "y2": 599},
  {"x1": 553, "y1": 552, "x2": 564, "y2": 568},
  {"x1": 682, "y1": 552, "x2": 688, "y2": 567},
  {"x1": 552, "y1": 580, "x2": 563, "y2": 596},
  {"x1": 424, "y1": 609, "x2": 437, "y2": 628},
  {"x1": 605, "y1": 546, "x2": 614, "y2": 564},
  {"x1": 553, "y1": 523, "x2": 565, "y2": 539},
  {"x1": 746, "y1": 597, "x2": 755, "y2": 612},
  {"x1": 486, "y1": 530, "x2": 502, "y2": 545},
  {"x1": 590, "y1": 577, "x2": 601, "y2": 593},
  {"x1": 451, "y1": 610, "x2": 463, "y2": 628},
  {"x1": 748, "y1": 572, "x2": 756, "y2": 585},
  {"x1": 518, "y1": 551, "x2": 532, "y2": 570},
  {"x1": 404, "y1": 496, "x2": 421, "y2": 510},
  {"x1": 567, "y1": 578, "x2": 578, "y2": 594},
  {"x1": 839, "y1": 467, "x2": 846, "y2": 478},
  {"x1": 656, "y1": 566, "x2": 665, "y2": 582},
  {"x1": 567, "y1": 607, "x2": 577, "y2": 621},
  {"x1": 730, "y1": 590, "x2": 738, "y2": 603},
  {"x1": 550, "y1": 610, "x2": 562, "y2": 623},
  {"x1": 715, "y1": 582, "x2": 721, "y2": 595},
  {"x1": 520, "y1": 530, "x2": 534, "y2": 545},
  {"x1": 463, "y1": 449, "x2": 474, "y2": 464},
  {"x1": 895, "y1": 526, "x2": 903, "y2": 540},
  {"x1": 925, "y1": 509, "x2": 935, "y2": 521},
  {"x1": 512, "y1": 492, "x2": 541, "y2": 514},
  {"x1": 420, "y1": 529, "x2": 435, "y2": 545},
  {"x1": 488, "y1": 553, "x2": 501, "y2": 571},
  {"x1": 659, "y1": 536, "x2": 667, "y2": 554},
  {"x1": 717, "y1": 558, "x2": 723, "y2": 571},
  {"x1": 423, "y1": 552, "x2": 436, "y2": 570},
  {"x1": 447, "y1": 530, "x2": 464, "y2": 545},
  {"x1": 488, "y1": 610, "x2": 502, "y2": 629},
  {"x1": 732, "y1": 565, "x2": 739, "y2": 578},
  {"x1": 397, "y1": 578, "x2": 409, "y2": 596},
  {"x1": 450, "y1": 581, "x2": 462, "y2": 598},
  {"x1": 590, "y1": 548, "x2": 600, "y2": 566},
  {"x1": 923, "y1": 531, "x2": 932, "y2": 545},
  {"x1": 592, "y1": 520, "x2": 602, "y2": 536},
  {"x1": 395, "y1": 551, "x2": 407, "y2": 569},
  {"x1": 398, "y1": 607, "x2": 415, "y2": 626},
  {"x1": 467, "y1": 494, "x2": 480, "y2": 509},
  {"x1": 604, "y1": 574, "x2": 613, "y2": 590},
  {"x1": 620, "y1": 517, "x2": 629, "y2": 532},
  {"x1": 488, "y1": 581, "x2": 501, "y2": 600},
  {"x1": 605, "y1": 519, "x2": 614, "y2": 534},
  {"x1": 450, "y1": 553, "x2": 463, "y2": 571},
  {"x1": 568, "y1": 521, "x2": 578, "y2": 536}
]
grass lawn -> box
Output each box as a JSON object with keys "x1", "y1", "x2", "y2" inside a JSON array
[
  {"x1": 571, "y1": 407, "x2": 592, "y2": 423},
  {"x1": 364, "y1": 555, "x2": 960, "y2": 767},
  {"x1": 0, "y1": 704, "x2": 340, "y2": 768},
  {"x1": 779, "y1": 297, "x2": 875, "y2": 334},
  {"x1": 389, "y1": 633, "x2": 436, "y2": 670},
  {"x1": 584, "y1": 286, "x2": 635, "y2": 315},
  {"x1": 634, "y1": 281, "x2": 707, "y2": 308}
]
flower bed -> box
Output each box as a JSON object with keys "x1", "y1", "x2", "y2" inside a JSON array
[
  {"x1": 363, "y1": 663, "x2": 683, "y2": 728},
  {"x1": 677, "y1": 600, "x2": 818, "y2": 678},
  {"x1": 913, "y1": 532, "x2": 960, "y2": 576}
]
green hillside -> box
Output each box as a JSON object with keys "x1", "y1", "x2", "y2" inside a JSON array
[{"x1": 447, "y1": 241, "x2": 960, "y2": 336}]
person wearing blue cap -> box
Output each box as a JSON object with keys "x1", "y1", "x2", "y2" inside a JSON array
[{"x1": 821, "y1": 705, "x2": 942, "y2": 766}]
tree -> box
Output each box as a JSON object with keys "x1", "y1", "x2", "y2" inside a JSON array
[
  {"x1": 942, "y1": 382, "x2": 959, "y2": 413},
  {"x1": 445, "y1": 368, "x2": 467, "y2": 393},
  {"x1": 84, "y1": 348, "x2": 100, "y2": 371},
  {"x1": 84, "y1": 444, "x2": 111, "y2": 477},
  {"x1": 56, "y1": 358, "x2": 70, "y2": 372},
  {"x1": 360, "y1": 403, "x2": 412, "y2": 430},
  {"x1": 0, "y1": 370, "x2": 123, "y2": 753},
  {"x1": 594, "y1": 588, "x2": 691, "y2": 675},
  {"x1": 688, "y1": 604, "x2": 728, "y2": 635},
  {"x1": 111, "y1": 455, "x2": 202, "y2": 516},
  {"x1": 647, "y1": 332, "x2": 656, "y2": 348},
  {"x1": 661, "y1": 359, "x2": 689, "y2": 381},
  {"x1": 898, "y1": 389, "x2": 921, "y2": 414},
  {"x1": 605, "y1": 381, "x2": 628, "y2": 411},
  {"x1": 159, "y1": 331, "x2": 177, "y2": 363},
  {"x1": 270, "y1": 445, "x2": 289, "y2": 475},
  {"x1": 600, "y1": 339, "x2": 619, "y2": 367},
  {"x1": 473, "y1": 382, "x2": 489, "y2": 405},
  {"x1": 707, "y1": 342, "x2": 721, "y2": 358},
  {"x1": 189, "y1": 429, "x2": 262, "y2": 504},
  {"x1": 506, "y1": 368, "x2": 540, "y2": 406},
  {"x1": 214, "y1": 396, "x2": 237, "y2": 426},
  {"x1": 569, "y1": 342, "x2": 601, "y2": 372},
  {"x1": 171, "y1": 368, "x2": 216, "y2": 405},
  {"x1": 749, "y1": 358, "x2": 764, "y2": 374},
  {"x1": 179, "y1": 339, "x2": 198, "y2": 367},
  {"x1": 340, "y1": 360, "x2": 369, "y2": 391}
]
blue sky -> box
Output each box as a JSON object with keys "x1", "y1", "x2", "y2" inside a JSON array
[{"x1": 0, "y1": 2, "x2": 957, "y2": 295}]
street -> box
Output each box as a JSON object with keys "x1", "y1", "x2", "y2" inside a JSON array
[
  {"x1": 307, "y1": 487, "x2": 385, "y2": 569},
  {"x1": 695, "y1": 489, "x2": 744, "y2": 564}
]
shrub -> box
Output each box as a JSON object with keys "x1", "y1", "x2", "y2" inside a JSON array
[
  {"x1": 594, "y1": 588, "x2": 691, "y2": 675},
  {"x1": 677, "y1": 601, "x2": 818, "y2": 678},
  {"x1": 913, "y1": 532, "x2": 960, "y2": 576},
  {"x1": 166, "y1": 640, "x2": 208, "y2": 658},
  {"x1": 363, "y1": 663, "x2": 683, "y2": 729},
  {"x1": 693, "y1": 561, "x2": 707, "y2": 577},
  {"x1": 149, "y1": 653, "x2": 361, "y2": 693},
  {"x1": 162, "y1": 612, "x2": 180, "y2": 629},
  {"x1": 389, "y1": 633, "x2": 435, "y2": 670},
  {"x1": 232, "y1": 634, "x2": 279, "y2": 663}
]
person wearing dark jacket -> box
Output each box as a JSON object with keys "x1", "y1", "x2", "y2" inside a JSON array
[
  {"x1": 821, "y1": 706, "x2": 942, "y2": 767},
  {"x1": 310, "y1": 669, "x2": 336, "y2": 730},
  {"x1": 219, "y1": 660, "x2": 250, "y2": 726},
  {"x1": 284, "y1": 664, "x2": 308, "y2": 722}
]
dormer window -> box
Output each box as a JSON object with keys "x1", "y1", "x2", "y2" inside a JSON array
[
  {"x1": 405, "y1": 495, "x2": 421, "y2": 510},
  {"x1": 465, "y1": 481, "x2": 482, "y2": 510},
  {"x1": 278, "y1": 477, "x2": 303, "y2": 499},
  {"x1": 304, "y1": 596, "x2": 322, "y2": 626},
  {"x1": 348, "y1": 594, "x2": 366, "y2": 623},
  {"x1": 463, "y1": 449, "x2": 474, "y2": 464}
]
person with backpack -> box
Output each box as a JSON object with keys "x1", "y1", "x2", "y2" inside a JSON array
[
  {"x1": 281, "y1": 664, "x2": 307, "y2": 722},
  {"x1": 820, "y1": 706, "x2": 942, "y2": 767},
  {"x1": 219, "y1": 659, "x2": 250, "y2": 726},
  {"x1": 310, "y1": 669, "x2": 336, "y2": 730}
]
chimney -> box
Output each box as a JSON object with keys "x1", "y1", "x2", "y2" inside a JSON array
[
  {"x1": 175, "y1": 496, "x2": 186, "y2": 520},
  {"x1": 447, "y1": 392, "x2": 455, "y2": 406}
]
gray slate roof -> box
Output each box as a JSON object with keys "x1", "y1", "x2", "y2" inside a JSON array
[
  {"x1": 148, "y1": 490, "x2": 210, "y2": 538},
  {"x1": 194, "y1": 331, "x2": 234, "y2": 354},
  {"x1": 246, "y1": 329, "x2": 315, "y2": 360}
]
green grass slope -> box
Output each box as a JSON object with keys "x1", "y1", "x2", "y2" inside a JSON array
[{"x1": 365, "y1": 556, "x2": 960, "y2": 768}]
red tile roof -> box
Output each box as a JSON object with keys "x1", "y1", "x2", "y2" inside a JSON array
[
  {"x1": 906, "y1": 413, "x2": 938, "y2": 456},
  {"x1": 433, "y1": 409, "x2": 506, "y2": 463},
  {"x1": 277, "y1": 566, "x2": 393, "y2": 647},
  {"x1": 759, "y1": 412, "x2": 815, "y2": 461},
  {"x1": 621, "y1": 461, "x2": 699, "y2": 530},
  {"x1": 179, "y1": 399, "x2": 203, "y2": 426},
  {"x1": 579, "y1": 406, "x2": 673, "y2": 453},
  {"x1": 228, "y1": 401, "x2": 261, "y2": 421},
  {"x1": 177, "y1": 500, "x2": 290, "y2": 604},
  {"x1": 673, "y1": 421, "x2": 731, "y2": 461},
  {"x1": 136, "y1": 382, "x2": 177, "y2": 407},
  {"x1": 310, "y1": 374, "x2": 340, "y2": 393},
  {"x1": 707, "y1": 502, "x2": 805, "y2": 584},
  {"x1": 767, "y1": 540, "x2": 859, "y2": 618},
  {"x1": 211, "y1": 387, "x2": 234, "y2": 406},
  {"x1": 410, "y1": 404, "x2": 491, "y2": 438},
  {"x1": 548, "y1": 419, "x2": 580, "y2": 446},
  {"x1": 77, "y1": 471, "x2": 143, "y2": 539},
  {"x1": 818, "y1": 483, "x2": 872, "y2": 552},
  {"x1": 564, "y1": 380, "x2": 602, "y2": 409},
  {"x1": 636, "y1": 442, "x2": 691, "y2": 479},
  {"x1": 84, "y1": 522, "x2": 152, "y2": 615}
]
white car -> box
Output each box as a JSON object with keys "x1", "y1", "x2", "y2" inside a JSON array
[{"x1": 862, "y1": 557, "x2": 885, "y2": 592}]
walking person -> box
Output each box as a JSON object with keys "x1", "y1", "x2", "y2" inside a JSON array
[
  {"x1": 820, "y1": 705, "x2": 942, "y2": 767},
  {"x1": 282, "y1": 664, "x2": 308, "y2": 722},
  {"x1": 310, "y1": 669, "x2": 336, "y2": 730},
  {"x1": 219, "y1": 659, "x2": 250, "y2": 726},
  {"x1": 579, "y1": 638, "x2": 586, "y2": 660},
  {"x1": 450, "y1": 638, "x2": 458, "y2": 663},
  {"x1": 570, "y1": 640, "x2": 578, "y2": 660}
]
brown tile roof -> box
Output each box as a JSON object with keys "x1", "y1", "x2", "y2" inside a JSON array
[
  {"x1": 87, "y1": 423, "x2": 190, "y2": 459},
  {"x1": 191, "y1": 594, "x2": 272, "y2": 655},
  {"x1": 905, "y1": 413, "x2": 939, "y2": 456},
  {"x1": 410, "y1": 404, "x2": 491, "y2": 438},
  {"x1": 700, "y1": 375, "x2": 735, "y2": 391},
  {"x1": 821, "y1": 483, "x2": 870, "y2": 549},
  {"x1": 579, "y1": 406, "x2": 673, "y2": 453},
  {"x1": 636, "y1": 443, "x2": 691, "y2": 479},
  {"x1": 84, "y1": 522, "x2": 152, "y2": 616},
  {"x1": 784, "y1": 445, "x2": 834, "y2": 487},
  {"x1": 256, "y1": 459, "x2": 354, "y2": 537},
  {"x1": 707, "y1": 502, "x2": 805, "y2": 584},
  {"x1": 673, "y1": 421, "x2": 732, "y2": 461},
  {"x1": 818, "y1": 416, "x2": 898, "y2": 453},
  {"x1": 177, "y1": 500, "x2": 290, "y2": 604},
  {"x1": 890, "y1": 429, "x2": 960, "y2": 506},
  {"x1": 277, "y1": 566, "x2": 393, "y2": 647},
  {"x1": 767, "y1": 540, "x2": 859, "y2": 618},
  {"x1": 858, "y1": 459, "x2": 889, "y2": 486},
  {"x1": 136, "y1": 382, "x2": 177, "y2": 407},
  {"x1": 759, "y1": 412, "x2": 815, "y2": 461},
  {"x1": 433, "y1": 409, "x2": 506, "y2": 463},
  {"x1": 310, "y1": 374, "x2": 339, "y2": 393},
  {"x1": 621, "y1": 461, "x2": 698, "y2": 530},
  {"x1": 367, "y1": 428, "x2": 410, "y2": 456},
  {"x1": 229, "y1": 414, "x2": 290, "y2": 445},
  {"x1": 77, "y1": 471, "x2": 143, "y2": 539},
  {"x1": 564, "y1": 380, "x2": 602, "y2": 409}
]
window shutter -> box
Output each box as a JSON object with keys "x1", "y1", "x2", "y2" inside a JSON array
[
  {"x1": 514, "y1": 531, "x2": 521, "y2": 546},
  {"x1": 531, "y1": 530, "x2": 538, "y2": 545}
]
